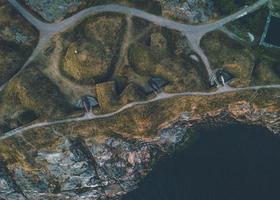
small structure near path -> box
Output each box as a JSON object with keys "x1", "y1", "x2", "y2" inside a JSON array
[
  {"x1": 260, "y1": 12, "x2": 280, "y2": 48},
  {"x1": 76, "y1": 96, "x2": 98, "y2": 113},
  {"x1": 215, "y1": 69, "x2": 233, "y2": 87}
]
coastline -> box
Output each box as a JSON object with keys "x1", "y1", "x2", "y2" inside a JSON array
[{"x1": 1, "y1": 101, "x2": 279, "y2": 199}]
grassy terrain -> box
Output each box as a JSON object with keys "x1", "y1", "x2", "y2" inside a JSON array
[
  {"x1": 127, "y1": 26, "x2": 209, "y2": 93},
  {"x1": 19, "y1": 0, "x2": 162, "y2": 23},
  {"x1": 62, "y1": 13, "x2": 126, "y2": 84},
  {"x1": 95, "y1": 81, "x2": 118, "y2": 112},
  {"x1": 0, "y1": 1, "x2": 279, "y2": 191},
  {"x1": 226, "y1": 6, "x2": 269, "y2": 43},
  {"x1": 57, "y1": 15, "x2": 209, "y2": 114},
  {"x1": 0, "y1": 2, "x2": 38, "y2": 85},
  {"x1": 252, "y1": 60, "x2": 280, "y2": 84},
  {"x1": 0, "y1": 87, "x2": 279, "y2": 190},
  {"x1": 4, "y1": 68, "x2": 73, "y2": 115},
  {"x1": 119, "y1": 83, "x2": 146, "y2": 105},
  {"x1": 0, "y1": 41, "x2": 31, "y2": 85},
  {"x1": 271, "y1": 0, "x2": 280, "y2": 12},
  {"x1": 250, "y1": 46, "x2": 280, "y2": 85},
  {"x1": 61, "y1": 89, "x2": 280, "y2": 137},
  {"x1": 213, "y1": 0, "x2": 257, "y2": 16},
  {"x1": 83, "y1": 0, "x2": 162, "y2": 15},
  {"x1": 2, "y1": 88, "x2": 278, "y2": 150},
  {"x1": 224, "y1": 5, "x2": 280, "y2": 85},
  {"x1": 201, "y1": 30, "x2": 280, "y2": 87},
  {"x1": 0, "y1": 67, "x2": 75, "y2": 134},
  {"x1": 201, "y1": 31, "x2": 254, "y2": 87},
  {"x1": 0, "y1": 88, "x2": 277, "y2": 199}
]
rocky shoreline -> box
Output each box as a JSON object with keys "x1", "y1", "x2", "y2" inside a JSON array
[{"x1": 0, "y1": 100, "x2": 279, "y2": 200}]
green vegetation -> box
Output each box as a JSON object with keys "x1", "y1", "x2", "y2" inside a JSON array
[
  {"x1": 252, "y1": 60, "x2": 280, "y2": 84},
  {"x1": 4, "y1": 68, "x2": 73, "y2": 116},
  {"x1": 213, "y1": 0, "x2": 257, "y2": 16},
  {"x1": 201, "y1": 30, "x2": 280, "y2": 87},
  {"x1": 0, "y1": 67, "x2": 75, "y2": 134},
  {"x1": 16, "y1": 89, "x2": 278, "y2": 140},
  {"x1": 0, "y1": 2, "x2": 38, "y2": 85},
  {"x1": 250, "y1": 46, "x2": 280, "y2": 85},
  {"x1": 1, "y1": 0, "x2": 278, "y2": 136},
  {"x1": 19, "y1": 0, "x2": 162, "y2": 23},
  {"x1": 0, "y1": 0, "x2": 279, "y2": 179},
  {"x1": 202, "y1": 31, "x2": 254, "y2": 87},
  {"x1": 95, "y1": 81, "x2": 118, "y2": 112},
  {"x1": 0, "y1": 88, "x2": 279, "y2": 184},
  {"x1": 226, "y1": 6, "x2": 269, "y2": 43},
  {"x1": 79, "y1": 0, "x2": 162, "y2": 16},
  {"x1": 128, "y1": 43, "x2": 159, "y2": 75},
  {"x1": 0, "y1": 41, "x2": 31, "y2": 85},
  {"x1": 0, "y1": 1, "x2": 39, "y2": 133},
  {"x1": 202, "y1": 31, "x2": 280, "y2": 87},
  {"x1": 62, "y1": 14, "x2": 126, "y2": 84},
  {"x1": 119, "y1": 83, "x2": 146, "y2": 105},
  {"x1": 58, "y1": 15, "x2": 209, "y2": 113},
  {"x1": 128, "y1": 28, "x2": 209, "y2": 93},
  {"x1": 271, "y1": 0, "x2": 280, "y2": 12}
]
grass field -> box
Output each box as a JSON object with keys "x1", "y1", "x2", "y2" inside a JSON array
[
  {"x1": 57, "y1": 14, "x2": 210, "y2": 113},
  {"x1": 226, "y1": 6, "x2": 269, "y2": 43},
  {"x1": 62, "y1": 13, "x2": 126, "y2": 84},
  {"x1": 0, "y1": 67, "x2": 75, "y2": 134},
  {"x1": 201, "y1": 30, "x2": 280, "y2": 87},
  {"x1": 0, "y1": 2, "x2": 38, "y2": 85}
]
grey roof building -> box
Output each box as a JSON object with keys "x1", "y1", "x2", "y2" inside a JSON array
[{"x1": 76, "y1": 96, "x2": 99, "y2": 112}]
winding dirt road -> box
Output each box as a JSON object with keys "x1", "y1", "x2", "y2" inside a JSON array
[
  {"x1": 5, "y1": 0, "x2": 269, "y2": 87},
  {"x1": 1, "y1": 0, "x2": 278, "y2": 140},
  {"x1": 1, "y1": 84, "x2": 280, "y2": 140}
]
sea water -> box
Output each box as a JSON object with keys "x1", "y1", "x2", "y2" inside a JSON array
[{"x1": 123, "y1": 124, "x2": 280, "y2": 200}]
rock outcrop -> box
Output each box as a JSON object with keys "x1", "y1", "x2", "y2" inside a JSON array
[
  {"x1": 158, "y1": 0, "x2": 214, "y2": 23},
  {"x1": 0, "y1": 100, "x2": 279, "y2": 199},
  {"x1": 22, "y1": 0, "x2": 81, "y2": 22}
]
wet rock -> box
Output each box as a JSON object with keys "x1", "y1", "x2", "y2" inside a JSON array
[
  {"x1": 0, "y1": 100, "x2": 279, "y2": 199},
  {"x1": 159, "y1": 0, "x2": 214, "y2": 23},
  {"x1": 0, "y1": 160, "x2": 25, "y2": 200},
  {"x1": 2, "y1": 135, "x2": 160, "y2": 199},
  {"x1": 159, "y1": 123, "x2": 188, "y2": 146},
  {"x1": 23, "y1": 0, "x2": 81, "y2": 22}
]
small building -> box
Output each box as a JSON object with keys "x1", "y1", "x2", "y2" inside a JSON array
[
  {"x1": 215, "y1": 69, "x2": 233, "y2": 86},
  {"x1": 143, "y1": 77, "x2": 168, "y2": 94},
  {"x1": 260, "y1": 12, "x2": 280, "y2": 48},
  {"x1": 76, "y1": 96, "x2": 98, "y2": 112}
]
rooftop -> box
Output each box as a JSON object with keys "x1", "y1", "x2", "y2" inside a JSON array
[{"x1": 260, "y1": 13, "x2": 280, "y2": 48}]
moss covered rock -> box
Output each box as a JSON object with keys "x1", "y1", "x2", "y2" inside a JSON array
[{"x1": 62, "y1": 14, "x2": 126, "y2": 84}]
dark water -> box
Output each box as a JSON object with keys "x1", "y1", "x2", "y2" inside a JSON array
[
  {"x1": 123, "y1": 124, "x2": 280, "y2": 200},
  {"x1": 265, "y1": 16, "x2": 280, "y2": 46}
]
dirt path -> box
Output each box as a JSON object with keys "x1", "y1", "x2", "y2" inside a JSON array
[
  {"x1": 1, "y1": 83, "x2": 280, "y2": 140},
  {"x1": 4, "y1": 0, "x2": 269, "y2": 90},
  {"x1": 115, "y1": 15, "x2": 133, "y2": 70},
  {"x1": 42, "y1": 37, "x2": 96, "y2": 104},
  {"x1": 1, "y1": 0, "x2": 277, "y2": 140}
]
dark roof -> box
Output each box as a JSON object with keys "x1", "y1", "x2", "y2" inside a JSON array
[
  {"x1": 76, "y1": 96, "x2": 98, "y2": 109},
  {"x1": 216, "y1": 69, "x2": 233, "y2": 84},
  {"x1": 264, "y1": 16, "x2": 280, "y2": 47}
]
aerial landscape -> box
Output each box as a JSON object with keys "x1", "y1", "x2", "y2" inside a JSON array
[{"x1": 0, "y1": 0, "x2": 279, "y2": 199}]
